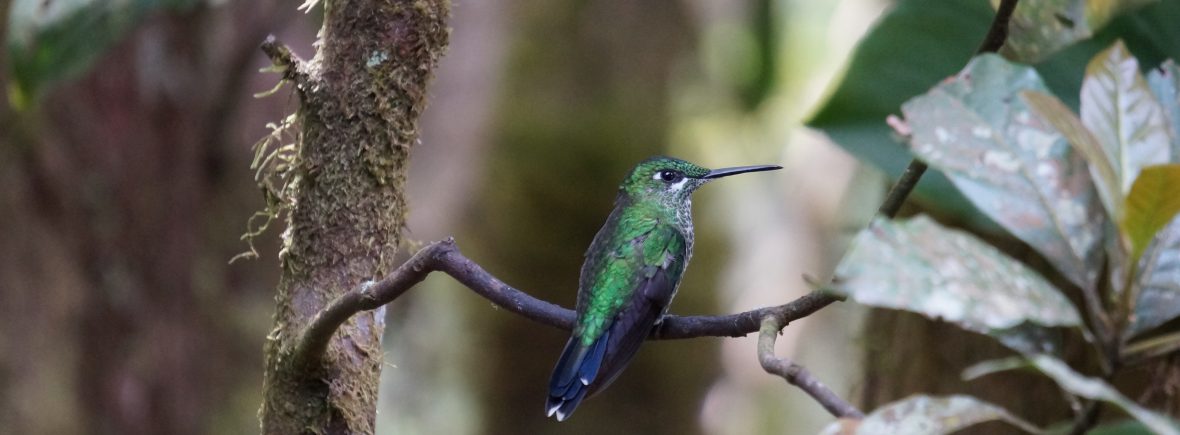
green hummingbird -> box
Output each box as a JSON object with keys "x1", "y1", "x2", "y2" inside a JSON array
[{"x1": 546, "y1": 156, "x2": 780, "y2": 421}]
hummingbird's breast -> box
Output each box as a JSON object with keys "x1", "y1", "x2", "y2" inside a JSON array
[{"x1": 671, "y1": 198, "x2": 695, "y2": 258}]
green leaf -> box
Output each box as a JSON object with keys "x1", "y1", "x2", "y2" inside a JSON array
[
  {"x1": 1121, "y1": 164, "x2": 1180, "y2": 261},
  {"x1": 902, "y1": 54, "x2": 1106, "y2": 292},
  {"x1": 817, "y1": 395, "x2": 1041, "y2": 435},
  {"x1": 1025, "y1": 355, "x2": 1180, "y2": 435},
  {"x1": 1128, "y1": 216, "x2": 1180, "y2": 336},
  {"x1": 1080, "y1": 41, "x2": 1172, "y2": 194},
  {"x1": 809, "y1": 0, "x2": 1180, "y2": 231},
  {"x1": 5, "y1": 0, "x2": 199, "y2": 107},
  {"x1": 1000, "y1": 0, "x2": 1156, "y2": 63},
  {"x1": 1024, "y1": 90, "x2": 1123, "y2": 221},
  {"x1": 833, "y1": 216, "x2": 1082, "y2": 352},
  {"x1": 1147, "y1": 60, "x2": 1180, "y2": 160},
  {"x1": 807, "y1": 0, "x2": 995, "y2": 227}
]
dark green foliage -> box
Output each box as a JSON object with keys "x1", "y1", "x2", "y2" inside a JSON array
[{"x1": 6, "y1": 0, "x2": 200, "y2": 107}]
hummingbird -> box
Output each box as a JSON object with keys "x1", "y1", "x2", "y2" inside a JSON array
[{"x1": 545, "y1": 156, "x2": 781, "y2": 421}]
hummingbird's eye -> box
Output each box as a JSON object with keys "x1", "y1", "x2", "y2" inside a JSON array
[{"x1": 656, "y1": 170, "x2": 683, "y2": 183}]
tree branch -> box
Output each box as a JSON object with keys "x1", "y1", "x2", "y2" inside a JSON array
[
  {"x1": 260, "y1": 35, "x2": 309, "y2": 87},
  {"x1": 293, "y1": 237, "x2": 841, "y2": 368},
  {"x1": 758, "y1": 315, "x2": 864, "y2": 418},
  {"x1": 977, "y1": 0, "x2": 1018, "y2": 55}
]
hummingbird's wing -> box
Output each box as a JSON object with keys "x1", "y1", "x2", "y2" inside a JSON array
[
  {"x1": 546, "y1": 222, "x2": 687, "y2": 421},
  {"x1": 589, "y1": 223, "x2": 686, "y2": 392}
]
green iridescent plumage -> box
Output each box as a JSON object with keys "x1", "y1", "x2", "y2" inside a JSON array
[
  {"x1": 546, "y1": 156, "x2": 780, "y2": 421},
  {"x1": 577, "y1": 194, "x2": 687, "y2": 346}
]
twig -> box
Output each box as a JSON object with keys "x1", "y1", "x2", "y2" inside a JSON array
[
  {"x1": 758, "y1": 316, "x2": 864, "y2": 418},
  {"x1": 977, "y1": 0, "x2": 1018, "y2": 54},
  {"x1": 877, "y1": 161, "x2": 928, "y2": 219},
  {"x1": 260, "y1": 35, "x2": 309, "y2": 86},
  {"x1": 654, "y1": 290, "x2": 838, "y2": 339},
  {"x1": 292, "y1": 238, "x2": 840, "y2": 368}
]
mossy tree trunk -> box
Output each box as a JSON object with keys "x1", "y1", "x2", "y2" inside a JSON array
[{"x1": 258, "y1": 1, "x2": 449, "y2": 433}]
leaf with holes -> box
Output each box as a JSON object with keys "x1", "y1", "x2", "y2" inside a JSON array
[
  {"x1": 817, "y1": 395, "x2": 1041, "y2": 435},
  {"x1": 903, "y1": 54, "x2": 1105, "y2": 292},
  {"x1": 833, "y1": 216, "x2": 1082, "y2": 352},
  {"x1": 1080, "y1": 40, "x2": 1172, "y2": 194}
]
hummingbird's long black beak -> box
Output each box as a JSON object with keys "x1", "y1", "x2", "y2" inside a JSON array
[{"x1": 701, "y1": 164, "x2": 782, "y2": 179}]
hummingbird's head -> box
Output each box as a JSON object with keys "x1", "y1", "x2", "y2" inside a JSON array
[{"x1": 620, "y1": 156, "x2": 781, "y2": 206}]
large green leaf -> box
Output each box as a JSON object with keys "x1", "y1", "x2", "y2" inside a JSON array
[
  {"x1": 1128, "y1": 215, "x2": 1180, "y2": 336},
  {"x1": 6, "y1": 0, "x2": 199, "y2": 108},
  {"x1": 1121, "y1": 164, "x2": 1180, "y2": 262},
  {"x1": 807, "y1": 0, "x2": 994, "y2": 227},
  {"x1": 1001, "y1": 0, "x2": 1155, "y2": 63},
  {"x1": 1147, "y1": 60, "x2": 1180, "y2": 159},
  {"x1": 809, "y1": 0, "x2": 1180, "y2": 230},
  {"x1": 1079, "y1": 41, "x2": 1172, "y2": 194},
  {"x1": 902, "y1": 54, "x2": 1105, "y2": 292},
  {"x1": 817, "y1": 395, "x2": 1040, "y2": 435},
  {"x1": 833, "y1": 216, "x2": 1082, "y2": 352}
]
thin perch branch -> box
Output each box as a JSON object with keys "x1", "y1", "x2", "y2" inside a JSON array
[
  {"x1": 293, "y1": 237, "x2": 842, "y2": 368},
  {"x1": 758, "y1": 315, "x2": 864, "y2": 418}
]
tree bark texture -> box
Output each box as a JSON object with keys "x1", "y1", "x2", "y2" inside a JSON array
[{"x1": 259, "y1": 1, "x2": 449, "y2": 434}]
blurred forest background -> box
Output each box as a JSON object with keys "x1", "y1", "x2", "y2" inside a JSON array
[{"x1": 12, "y1": 0, "x2": 1178, "y2": 434}]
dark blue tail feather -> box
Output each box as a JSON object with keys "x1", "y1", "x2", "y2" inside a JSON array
[{"x1": 546, "y1": 331, "x2": 609, "y2": 421}]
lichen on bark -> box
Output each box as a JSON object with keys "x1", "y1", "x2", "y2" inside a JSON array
[{"x1": 258, "y1": 1, "x2": 449, "y2": 434}]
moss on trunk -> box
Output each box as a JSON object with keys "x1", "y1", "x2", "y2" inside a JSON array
[{"x1": 259, "y1": 1, "x2": 449, "y2": 434}]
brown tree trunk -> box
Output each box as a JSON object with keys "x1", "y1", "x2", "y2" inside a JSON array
[{"x1": 258, "y1": 1, "x2": 449, "y2": 434}]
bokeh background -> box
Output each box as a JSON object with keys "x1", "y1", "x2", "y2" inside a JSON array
[{"x1": 0, "y1": 0, "x2": 889, "y2": 434}]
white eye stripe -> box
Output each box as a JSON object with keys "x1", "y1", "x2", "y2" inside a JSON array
[
  {"x1": 652, "y1": 172, "x2": 663, "y2": 180},
  {"x1": 668, "y1": 178, "x2": 689, "y2": 192}
]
